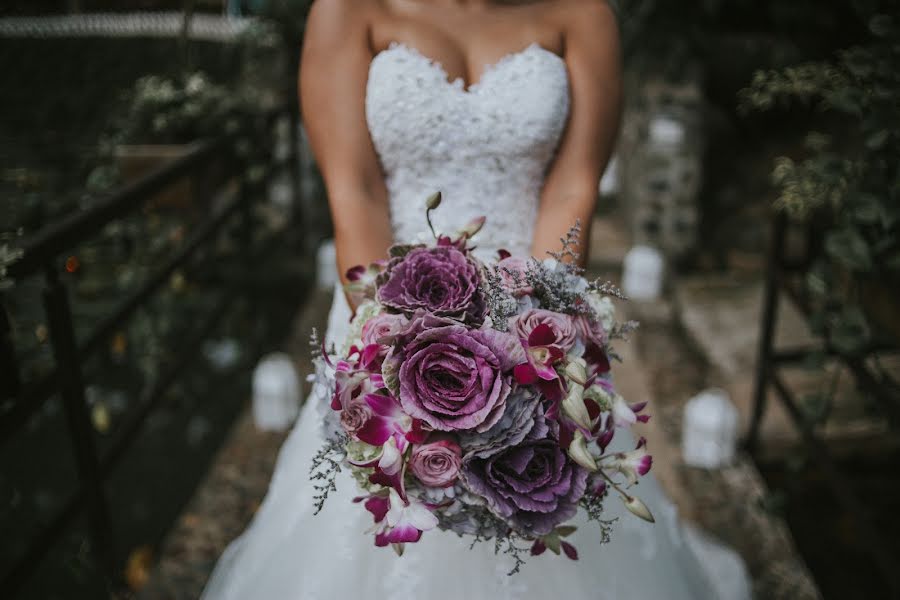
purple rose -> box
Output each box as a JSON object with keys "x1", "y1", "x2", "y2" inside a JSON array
[
  {"x1": 410, "y1": 435, "x2": 463, "y2": 487},
  {"x1": 462, "y1": 435, "x2": 588, "y2": 536},
  {"x1": 512, "y1": 309, "x2": 578, "y2": 352},
  {"x1": 377, "y1": 246, "x2": 485, "y2": 323},
  {"x1": 361, "y1": 312, "x2": 409, "y2": 347},
  {"x1": 497, "y1": 256, "x2": 533, "y2": 297},
  {"x1": 396, "y1": 325, "x2": 522, "y2": 432}
]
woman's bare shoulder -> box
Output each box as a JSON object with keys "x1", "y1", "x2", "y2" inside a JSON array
[
  {"x1": 547, "y1": 0, "x2": 617, "y2": 34},
  {"x1": 305, "y1": 0, "x2": 383, "y2": 37}
]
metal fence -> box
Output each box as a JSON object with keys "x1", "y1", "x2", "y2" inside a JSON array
[
  {"x1": 0, "y1": 101, "x2": 304, "y2": 597},
  {"x1": 748, "y1": 212, "x2": 900, "y2": 598}
]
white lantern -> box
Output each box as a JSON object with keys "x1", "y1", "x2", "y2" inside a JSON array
[
  {"x1": 648, "y1": 115, "x2": 686, "y2": 146},
  {"x1": 599, "y1": 154, "x2": 620, "y2": 197},
  {"x1": 252, "y1": 353, "x2": 300, "y2": 432},
  {"x1": 682, "y1": 388, "x2": 739, "y2": 469},
  {"x1": 316, "y1": 239, "x2": 338, "y2": 290},
  {"x1": 622, "y1": 245, "x2": 664, "y2": 301}
]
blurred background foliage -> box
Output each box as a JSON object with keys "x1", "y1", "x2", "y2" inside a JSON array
[{"x1": 740, "y1": 9, "x2": 899, "y2": 355}]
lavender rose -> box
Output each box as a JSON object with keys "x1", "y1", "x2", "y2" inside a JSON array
[
  {"x1": 512, "y1": 308, "x2": 579, "y2": 352},
  {"x1": 462, "y1": 435, "x2": 588, "y2": 536},
  {"x1": 396, "y1": 324, "x2": 523, "y2": 432},
  {"x1": 410, "y1": 436, "x2": 463, "y2": 487},
  {"x1": 377, "y1": 246, "x2": 485, "y2": 323}
]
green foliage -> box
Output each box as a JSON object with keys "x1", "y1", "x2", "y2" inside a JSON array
[
  {"x1": 740, "y1": 8, "x2": 900, "y2": 352},
  {"x1": 108, "y1": 72, "x2": 256, "y2": 146}
]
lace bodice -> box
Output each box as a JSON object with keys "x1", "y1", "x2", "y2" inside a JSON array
[{"x1": 365, "y1": 42, "x2": 570, "y2": 260}]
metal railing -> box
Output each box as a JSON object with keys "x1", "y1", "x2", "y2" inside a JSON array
[
  {"x1": 0, "y1": 102, "x2": 304, "y2": 597},
  {"x1": 747, "y1": 212, "x2": 900, "y2": 599}
]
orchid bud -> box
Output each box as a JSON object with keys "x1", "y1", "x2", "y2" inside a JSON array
[
  {"x1": 567, "y1": 430, "x2": 598, "y2": 471},
  {"x1": 565, "y1": 359, "x2": 588, "y2": 386},
  {"x1": 562, "y1": 384, "x2": 593, "y2": 430},
  {"x1": 622, "y1": 494, "x2": 655, "y2": 523},
  {"x1": 392, "y1": 542, "x2": 405, "y2": 556},
  {"x1": 425, "y1": 191, "x2": 442, "y2": 210},
  {"x1": 459, "y1": 216, "x2": 486, "y2": 239}
]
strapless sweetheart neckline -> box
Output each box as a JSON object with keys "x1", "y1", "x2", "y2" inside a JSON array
[{"x1": 371, "y1": 41, "x2": 566, "y2": 94}]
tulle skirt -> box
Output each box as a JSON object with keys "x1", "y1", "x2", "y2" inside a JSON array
[{"x1": 200, "y1": 287, "x2": 751, "y2": 600}]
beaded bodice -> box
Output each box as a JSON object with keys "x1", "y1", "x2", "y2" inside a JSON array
[{"x1": 365, "y1": 42, "x2": 570, "y2": 260}]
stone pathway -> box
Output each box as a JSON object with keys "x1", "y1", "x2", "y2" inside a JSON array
[{"x1": 139, "y1": 215, "x2": 822, "y2": 599}]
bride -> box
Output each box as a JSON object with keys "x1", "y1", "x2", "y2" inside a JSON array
[{"x1": 202, "y1": 0, "x2": 751, "y2": 598}]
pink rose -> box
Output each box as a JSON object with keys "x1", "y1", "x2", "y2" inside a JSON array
[
  {"x1": 512, "y1": 309, "x2": 578, "y2": 352},
  {"x1": 361, "y1": 312, "x2": 409, "y2": 347},
  {"x1": 574, "y1": 314, "x2": 606, "y2": 350},
  {"x1": 410, "y1": 436, "x2": 463, "y2": 488},
  {"x1": 497, "y1": 256, "x2": 533, "y2": 297},
  {"x1": 340, "y1": 399, "x2": 373, "y2": 436}
]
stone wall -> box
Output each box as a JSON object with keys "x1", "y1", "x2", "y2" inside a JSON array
[{"x1": 616, "y1": 67, "x2": 705, "y2": 262}]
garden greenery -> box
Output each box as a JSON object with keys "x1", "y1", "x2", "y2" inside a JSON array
[{"x1": 739, "y1": 10, "x2": 899, "y2": 354}]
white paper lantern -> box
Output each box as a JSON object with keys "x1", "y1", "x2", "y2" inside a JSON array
[
  {"x1": 622, "y1": 245, "x2": 664, "y2": 301},
  {"x1": 682, "y1": 388, "x2": 739, "y2": 469},
  {"x1": 252, "y1": 353, "x2": 300, "y2": 432}
]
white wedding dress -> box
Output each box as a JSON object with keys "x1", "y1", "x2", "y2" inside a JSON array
[{"x1": 201, "y1": 42, "x2": 752, "y2": 599}]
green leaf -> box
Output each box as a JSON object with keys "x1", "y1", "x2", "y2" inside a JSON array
[
  {"x1": 869, "y1": 14, "x2": 894, "y2": 37},
  {"x1": 825, "y1": 228, "x2": 873, "y2": 271},
  {"x1": 826, "y1": 88, "x2": 862, "y2": 116},
  {"x1": 555, "y1": 525, "x2": 578, "y2": 538},
  {"x1": 884, "y1": 250, "x2": 900, "y2": 271},
  {"x1": 866, "y1": 129, "x2": 890, "y2": 150},
  {"x1": 851, "y1": 193, "x2": 884, "y2": 224},
  {"x1": 829, "y1": 306, "x2": 871, "y2": 356}
]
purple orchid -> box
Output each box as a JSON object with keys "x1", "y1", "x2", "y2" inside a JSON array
[
  {"x1": 513, "y1": 323, "x2": 566, "y2": 402},
  {"x1": 354, "y1": 393, "x2": 427, "y2": 449},
  {"x1": 602, "y1": 437, "x2": 653, "y2": 485}
]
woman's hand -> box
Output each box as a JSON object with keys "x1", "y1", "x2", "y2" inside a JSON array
[
  {"x1": 531, "y1": 0, "x2": 622, "y2": 266},
  {"x1": 300, "y1": 0, "x2": 394, "y2": 296}
]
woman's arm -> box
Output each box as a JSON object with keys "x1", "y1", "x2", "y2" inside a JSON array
[
  {"x1": 300, "y1": 0, "x2": 393, "y2": 289},
  {"x1": 531, "y1": 0, "x2": 622, "y2": 265}
]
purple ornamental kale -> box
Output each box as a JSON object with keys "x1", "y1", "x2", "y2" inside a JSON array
[
  {"x1": 459, "y1": 387, "x2": 548, "y2": 459},
  {"x1": 462, "y1": 432, "x2": 588, "y2": 536},
  {"x1": 395, "y1": 324, "x2": 522, "y2": 432},
  {"x1": 377, "y1": 246, "x2": 486, "y2": 324}
]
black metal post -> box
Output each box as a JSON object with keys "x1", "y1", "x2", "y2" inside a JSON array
[
  {"x1": 746, "y1": 212, "x2": 787, "y2": 452},
  {"x1": 0, "y1": 297, "x2": 21, "y2": 401},
  {"x1": 42, "y1": 265, "x2": 115, "y2": 590}
]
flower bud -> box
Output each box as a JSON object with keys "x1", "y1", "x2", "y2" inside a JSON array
[
  {"x1": 425, "y1": 191, "x2": 442, "y2": 210},
  {"x1": 567, "y1": 430, "x2": 598, "y2": 471},
  {"x1": 565, "y1": 358, "x2": 588, "y2": 386},
  {"x1": 459, "y1": 216, "x2": 486, "y2": 239},
  {"x1": 622, "y1": 494, "x2": 655, "y2": 523},
  {"x1": 562, "y1": 384, "x2": 592, "y2": 430}
]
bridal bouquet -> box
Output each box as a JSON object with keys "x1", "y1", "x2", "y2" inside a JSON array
[{"x1": 310, "y1": 193, "x2": 653, "y2": 570}]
